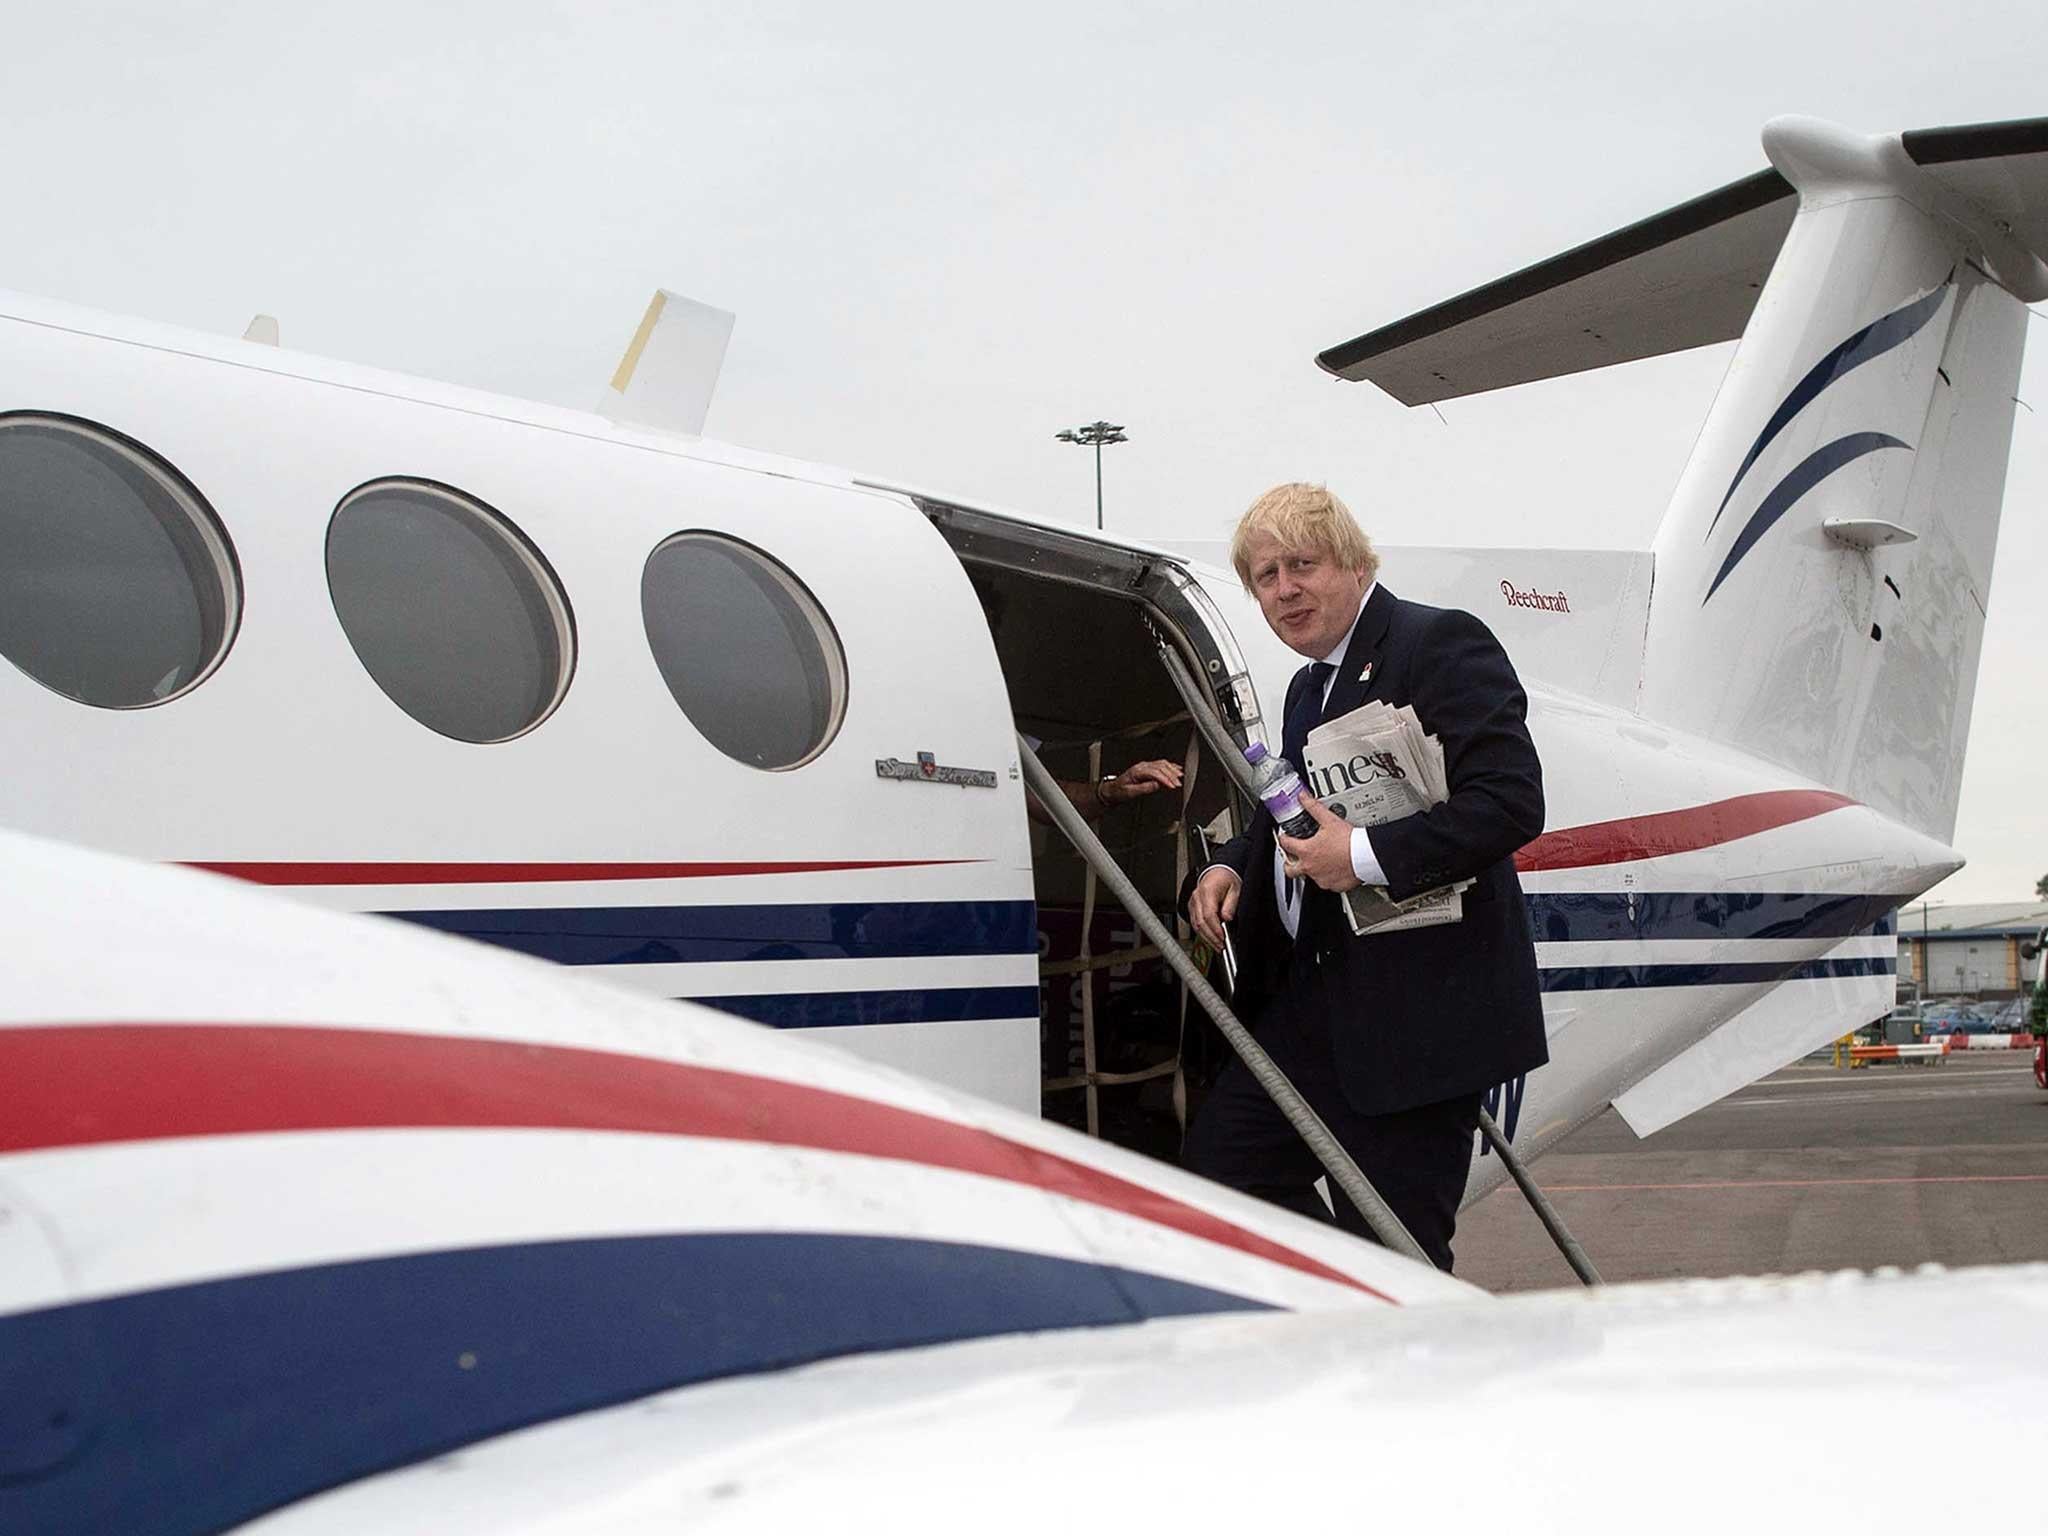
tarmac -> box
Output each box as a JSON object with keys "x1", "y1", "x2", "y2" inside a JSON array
[{"x1": 1456, "y1": 1050, "x2": 2048, "y2": 1293}]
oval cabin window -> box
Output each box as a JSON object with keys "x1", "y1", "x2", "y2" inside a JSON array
[
  {"x1": 326, "y1": 480, "x2": 574, "y2": 744},
  {"x1": 641, "y1": 532, "x2": 846, "y2": 770},
  {"x1": 0, "y1": 413, "x2": 240, "y2": 708}
]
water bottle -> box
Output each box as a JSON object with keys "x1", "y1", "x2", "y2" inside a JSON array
[{"x1": 1243, "y1": 741, "x2": 1318, "y2": 840}]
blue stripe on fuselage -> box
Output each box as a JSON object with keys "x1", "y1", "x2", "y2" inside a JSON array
[
  {"x1": 387, "y1": 898, "x2": 1039, "y2": 966},
  {"x1": 689, "y1": 985, "x2": 1041, "y2": 1028},
  {"x1": 1525, "y1": 890, "x2": 1906, "y2": 944},
  {"x1": 374, "y1": 890, "x2": 1906, "y2": 1018},
  {"x1": 1530, "y1": 891, "x2": 1902, "y2": 994},
  {"x1": 1539, "y1": 954, "x2": 1896, "y2": 993},
  {"x1": 385, "y1": 890, "x2": 1901, "y2": 964},
  {"x1": 0, "y1": 1233, "x2": 1270, "y2": 1536}
]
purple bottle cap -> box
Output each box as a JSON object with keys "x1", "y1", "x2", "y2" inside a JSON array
[{"x1": 1243, "y1": 741, "x2": 1269, "y2": 765}]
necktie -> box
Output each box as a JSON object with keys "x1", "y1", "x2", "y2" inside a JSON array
[{"x1": 1280, "y1": 661, "x2": 1334, "y2": 774}]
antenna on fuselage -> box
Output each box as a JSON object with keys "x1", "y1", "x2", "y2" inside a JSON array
[
  {"x1": 242, "y1": 314, "x2": 280, "y2": 346},
  {"x1": 597, "y1": 289, "x2": 734, "y2": 437}
]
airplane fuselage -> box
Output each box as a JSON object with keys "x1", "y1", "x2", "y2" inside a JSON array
[{"x1": 0, "y1": 288, "x2": 1957, "y2": 1197}]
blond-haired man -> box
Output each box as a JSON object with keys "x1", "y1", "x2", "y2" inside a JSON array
[{"x1": 1184, "y1": 483, "x2": 1547, "y2": 1271}]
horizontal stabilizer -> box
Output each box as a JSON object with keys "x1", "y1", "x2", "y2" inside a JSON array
[
  {"x1": 1902, "y1": 117, "x2": 2048, "y2": 267},
  {"x1": 1318, "y1": 170, "x2": 1795, "y2": 403},
  {"x1": 1323, "y1": 115, "x2": 2048, "y2": 405}
]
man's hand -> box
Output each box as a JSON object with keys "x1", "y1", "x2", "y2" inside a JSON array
[
  {"x1": 1043, "y1": 759, "x2": 1186, "y2": 826},
  {"x1": 1099, "y1": 759, "x2": 1184, "y2": 805},
  {"x1": 1189, "y1": 866, "x2": 1240, "y2": 950},
  {"x1": 1277, "y1": 793, "x2": 1362, "y2": 893}
]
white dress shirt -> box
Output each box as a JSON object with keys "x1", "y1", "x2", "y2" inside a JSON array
[{"x1": 1203, "y1": 584, "x2": 1388, "y2": 940}]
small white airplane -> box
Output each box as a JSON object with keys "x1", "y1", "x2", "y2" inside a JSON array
[
  {"x1": 2, "y1": 829, "x2": 2043, "y2": 1535},
  {"x1": 0, "y1": 110, "x2": 2042, "y2": 1221}
]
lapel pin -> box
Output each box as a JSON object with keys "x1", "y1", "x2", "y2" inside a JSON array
[{"x1": 1358, "y1": 661, "x2": 1374, "y2": 685}]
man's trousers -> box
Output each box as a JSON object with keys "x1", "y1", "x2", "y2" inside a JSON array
[{"x1": 1181, "y1": 964, "x2": 1481, "y2": 1273}]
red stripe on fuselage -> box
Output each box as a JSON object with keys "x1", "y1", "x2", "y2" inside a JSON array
[
  {"x1": 187, "y1": 793, "x2": 1856, "y2": 886},
  {"x1": 1515, "y1": 789, "x2": 1858, "y2": 873},
  {"x1": 0, "y1": 1023, "x2": 1387, "y2": 1302},
  {"x1": 187, "y1": 859, "x2": 974, "y2": 886}
]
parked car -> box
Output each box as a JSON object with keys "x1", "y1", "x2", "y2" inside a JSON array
[
  {"x1": 1918, "y1": 1002, "x2": 1993, "y2": 1037},
  {"x1": 1967, "y1": 1004, "x2": 2009, "y2": 1033},
  {"x1": 1953, "y1": 1005, "x2": 1998, "y2": 1034},
  {"x1": 1908, "y1": 1003, "x2": 1974, "y2": 1040},
  {"x1": 1987, "y1": 998, "x2": 2027, "y2": 1033}
]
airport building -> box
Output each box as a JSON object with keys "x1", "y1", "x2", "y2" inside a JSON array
[{"x1": 1898, "y1": 901, "x2": 2048, "y2": 998}]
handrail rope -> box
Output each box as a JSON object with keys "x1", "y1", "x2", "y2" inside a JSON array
[
  {"x1": 1478, "y1": 1111, "x2": 1602, "y2": 1285},
  {"x1": 1172, "y1": 725, "x2": 1201, "y2": 1131},
  {"x1": 1020, "y1": 734, "x2": 1430, "y2": 1265},
  {"x1": 1154, "y1": 642, "x2": 1260, "y2": 801},
  {"x1": 1079, "y1": 739, "x2": 1103, "y2": 1139}
]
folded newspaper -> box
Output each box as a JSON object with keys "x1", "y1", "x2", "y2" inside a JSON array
[{"x1": 1302, "y1": 701, "x2": 1471, "y2": 935}]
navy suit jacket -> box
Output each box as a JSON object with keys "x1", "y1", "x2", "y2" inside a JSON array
[{"x1": 1211, "y1": 584, "x2": 1549, "y2": 1116}]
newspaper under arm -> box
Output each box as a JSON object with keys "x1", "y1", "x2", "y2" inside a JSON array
[{"x1": 1303, "y1": 702, "x2": 1471, "y2": 936}]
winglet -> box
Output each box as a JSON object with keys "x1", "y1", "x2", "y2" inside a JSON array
[{"x1": 597, "y1": 289, "x2": 734, "y2": 437}]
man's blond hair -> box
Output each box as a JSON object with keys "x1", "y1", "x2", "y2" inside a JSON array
[{"x1": 1229, "y1": 482, "x2": 1378, "y2": 589}]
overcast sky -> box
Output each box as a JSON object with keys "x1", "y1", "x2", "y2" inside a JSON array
[{"x1": 7, "y1": 1, "x2": 2044, "y2": 901}]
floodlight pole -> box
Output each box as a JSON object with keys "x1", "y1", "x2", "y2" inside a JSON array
[{"x1": 1055, "y1": 420, "x2": 1128, "y2": 530}]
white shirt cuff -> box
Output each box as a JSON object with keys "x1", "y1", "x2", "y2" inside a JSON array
[
  {"x1": 1198, "y1": 861, "x2": 1242, "y2": 891},
  {"x1": 1349, "y1": 827, "x2": 1386, "y2": 887}
]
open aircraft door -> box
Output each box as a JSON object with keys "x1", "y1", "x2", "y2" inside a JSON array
[{"x1": 902, "y1": 492, "x2": 1272, "y2": 1159}]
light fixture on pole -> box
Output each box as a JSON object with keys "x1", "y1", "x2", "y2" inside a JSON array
[{"x1": 1055, "y1": 420, "x2": 1128, "y2": 530}]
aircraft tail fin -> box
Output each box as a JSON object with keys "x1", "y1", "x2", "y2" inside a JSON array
[
  {"x1": 1328, "y1": 115, "x2": 2048, "y2": 843},
  {"x1": 1639, "y1": 118, "x2": 2043, "y2": 843}
]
